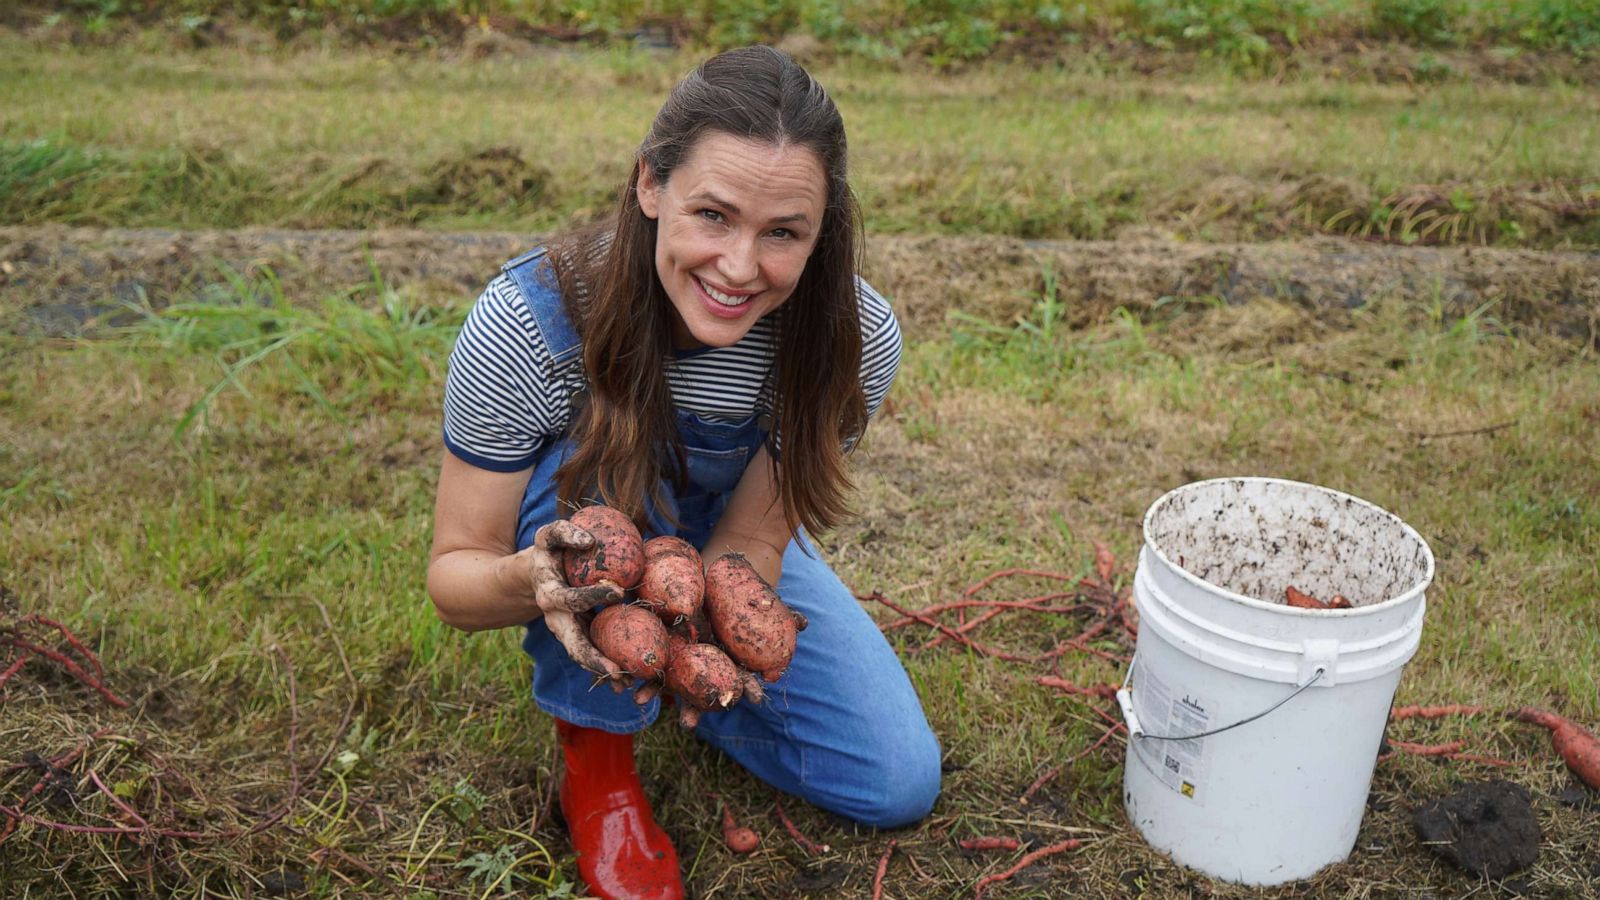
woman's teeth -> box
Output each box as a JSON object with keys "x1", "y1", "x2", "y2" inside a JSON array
[{"x1": 699, "y1": 278, "x2": 748, "y2": 306}]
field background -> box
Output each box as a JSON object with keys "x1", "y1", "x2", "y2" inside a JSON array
[{"x1": 2, "y1": 2, "x2": 1599, "y2": 897}]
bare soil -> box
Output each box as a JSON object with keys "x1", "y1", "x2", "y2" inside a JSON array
[{"x1": 4, "y1": 226, "x2": 1597, "y2": 347}]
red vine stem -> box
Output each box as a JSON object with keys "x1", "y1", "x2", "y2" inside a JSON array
[
  {"x1": 20, "y1": 614, "x2": 105, "y2": 679},
  {"x1": 1020, "y1": 721, "x2": 1125, "y2": 805},
  {"x1": 2, "y1": 636, "x2": 127, "y2": 707},
  {"x1": 773, "y1": 794, "x2": 829, "y2": 854},
  {"x1": 961, "y1": 569, "x2": 1077, "y2": 597},
  {"x1": 0, "y1": 804, "x2": 212, "y2": 839},
  {"x1": 0, "y1": 728, "x2": 114, "y2": 845},
  {"x1": 1036, "y1": 677, "x2": 1119, "y2": 700},
  {"x1": 1389, "y1": 739, "x2": 1467, "y2": 756},
  {"x1": 88, "y1": 769, "x2": 150, "y2": 829},
  {"x1": 0, "y1": 653, "x2": 28, "y2": 689},
  {"x1": 885, "y1": 595, "x2": 1085, "y2": 633},
  {"x1": 1019, "y1": 766, "x2": 1062, "y2": 805},
  {"x1": 959, "y1": 836, "x2": 1021, "y2": 852},
  {"x1": 1390, "y1": 704, "x2": 1488, "y2": 720},
  {"x1": 973, "y1": 838, "x2": 1083, "y2": 899},
  {"x1": 871, "y1": 838, "x2": 897, "y2": 900}
]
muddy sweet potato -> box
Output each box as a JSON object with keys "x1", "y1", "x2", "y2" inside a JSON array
[
  {"x1": 704, "y1": 553, "x2": 806, "y2": 683},
  {"x1": 638, "y1": 536, "x2": 704, "y2": 624},
  {"x1": 663, "y1": 638, "x2": 744, "y2": 728},
  {"x1": 562, "y1": 504, "x2": 645, "y2": 590},
  {"x1": 588, "y1": 603, "x2": 672, "y2": 680}
]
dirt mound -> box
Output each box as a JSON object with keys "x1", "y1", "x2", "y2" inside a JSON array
[{"x1": 3, "y1": 226, "x2": 1596, "y2": 346}]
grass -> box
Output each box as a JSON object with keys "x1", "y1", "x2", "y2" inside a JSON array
[
  {"x1": 23, "y1": 0, "x2": 1600, "y2": 59},
  {"x1": 2, "y1": 39, "x2": 1599, "y2": 245},
  {"x1": 3, "y1": 258, "x2": 1597, "y2": 895}
]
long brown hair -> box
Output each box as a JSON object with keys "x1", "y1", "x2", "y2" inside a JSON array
[{"x1": 548, "y1": 45, "x2": 868, "y2": 539}]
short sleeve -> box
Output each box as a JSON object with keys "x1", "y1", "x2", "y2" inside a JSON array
[
  {"x1": 856, "y1": 278, "x2": 903, "y2": 423},
  {"x1": 441, "y1": 275, "x2": 568, "y2": 472}
]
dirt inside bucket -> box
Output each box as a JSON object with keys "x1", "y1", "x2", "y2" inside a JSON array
[{"x1": 1146, "y1": 478, "x2": 1432, "y2": 610}]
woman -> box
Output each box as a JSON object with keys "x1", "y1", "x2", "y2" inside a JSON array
[{"x1": 426, "y1": 45, "x2": 940, "y2": 900}]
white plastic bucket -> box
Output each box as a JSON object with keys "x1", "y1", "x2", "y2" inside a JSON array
[{"x1": 1118, "y1": 477, "x2": 1434, "y2": 886}]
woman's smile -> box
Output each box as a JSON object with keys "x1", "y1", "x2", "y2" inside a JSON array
[{"x1": 636, "y1": 132, "x2": 826, "y2": 349}]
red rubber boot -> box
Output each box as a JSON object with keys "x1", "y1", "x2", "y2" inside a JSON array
[{"x1": 555, "y1": 719, "x2": 684, "y2": 900}]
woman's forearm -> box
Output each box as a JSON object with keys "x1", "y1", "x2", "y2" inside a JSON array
[
  {"x1": 701, "y1": 530, "x2": 787, "y2": 588},
  {"x1": 704, "y1": 446, "x2": 793, "y2": 588},
  {"x1": 426, "y1": 547, "x2": 544, "y2": 632}
]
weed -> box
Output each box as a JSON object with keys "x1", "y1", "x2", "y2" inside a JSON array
[
  {"x1": 27, "y1": 0, "x2": 1600, "y2": 66},
  {"x1": 1373, "y1": 0, "x2": 1462, "y2": 47},
  {"x1": 120, "y1": 262, "x2": 462, "y2": 438}
]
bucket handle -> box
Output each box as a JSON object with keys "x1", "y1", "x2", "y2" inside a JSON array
[{"x1": 1115, "y1": 657, "x2": 1327, "y2": 743}]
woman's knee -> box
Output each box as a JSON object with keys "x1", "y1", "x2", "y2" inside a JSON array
[{"x1": 834, "y1": 721, "x2": 943, "y2": 829}]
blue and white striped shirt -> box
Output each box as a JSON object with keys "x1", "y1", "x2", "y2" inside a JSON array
[{"x1": 443, "y1": 272, "x2": 902, "y2": 472}]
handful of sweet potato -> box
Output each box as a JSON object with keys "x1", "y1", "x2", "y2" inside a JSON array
[{"x1": 561, "y1": 504, "x2": 808, "y2": 727}]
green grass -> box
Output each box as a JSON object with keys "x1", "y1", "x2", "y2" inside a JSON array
[
  {"x1": 3, "y1": 38, "x2": 1598, "y2": 246},
  {"x1": 29, "y1": 0, "x2": 1600, "y2": 58},
  {"x1": 3, "y1": 263, "x2": 1597, "y2": 895}
]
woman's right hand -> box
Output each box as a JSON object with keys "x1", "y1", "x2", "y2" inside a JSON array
[{"x1": 526, "y1": 520, "x2": 628, "y2": 687}]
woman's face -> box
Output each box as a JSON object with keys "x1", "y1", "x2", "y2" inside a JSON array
[{"x1": 637, "y1": 132, "x2": 827, "y2": 349}]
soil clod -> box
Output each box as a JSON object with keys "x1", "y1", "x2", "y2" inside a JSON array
[{"x1": 1412, "y1": 780, "x2": 1541, "y2": 879}]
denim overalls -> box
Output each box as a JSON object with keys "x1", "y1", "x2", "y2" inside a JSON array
[{"x1": 501, "y1": 249, "x2": 941, "y2": 829}]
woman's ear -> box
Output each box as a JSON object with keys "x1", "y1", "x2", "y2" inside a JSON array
[{"x1": 636, "y1": 161, "x2": 661, "y2": 220}]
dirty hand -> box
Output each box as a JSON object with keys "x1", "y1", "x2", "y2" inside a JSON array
[{"x1": 527, "y1": 520, "x2": 628, "y2": 689}]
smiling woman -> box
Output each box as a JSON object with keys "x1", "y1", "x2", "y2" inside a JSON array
[
  {"x1": 422, "y1": 45, "x2": 939, "y2": 900},
  {"x1": 638, "y1": 134, "x2": 825, "y2": 350}
]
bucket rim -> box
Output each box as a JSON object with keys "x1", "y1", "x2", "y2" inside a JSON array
[{"x1": 1141, "y1": 476, "x2": 1436, "y2": 616}]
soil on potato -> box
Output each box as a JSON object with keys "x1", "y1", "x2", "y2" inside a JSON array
[{"x1": 3, "y1": 226, "x2": 1597, "y2": 347}]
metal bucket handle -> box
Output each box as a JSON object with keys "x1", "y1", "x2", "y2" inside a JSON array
[{"x1": 1116, "y1": 656, "x2": 1328, "y2": 743}]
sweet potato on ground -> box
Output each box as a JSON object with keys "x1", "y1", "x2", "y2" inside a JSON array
[
  {"x1": 704, "y1": 553, "x2": 806, "y2": 682},
  {"x1": 638, "y1": 536, "x2": 704, "y2": 624},
  {"x1": 588, "y1": 604, "x2": 671, "y2": 680},
  {"x1": 562, "y1": 505, "x2": 645, "y2": 590},
  {"x1": 1510, "y1": 707, "x2": 1600, "y2": 791},
  {"x1": 721, "y1": 805, "x2": 760, "y2": 854}
]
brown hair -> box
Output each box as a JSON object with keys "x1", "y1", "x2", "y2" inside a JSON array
[{"x1": 548, "y1": 45, "x2": 867, "y2": 539}]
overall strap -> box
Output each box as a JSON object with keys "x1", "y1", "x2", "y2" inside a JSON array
[
  {"x1": 501, "y1": 248, "x2": 583, "y2": 371},
  {"x1": 501, "y1": 247, "x2": 589, "y2": 420}
]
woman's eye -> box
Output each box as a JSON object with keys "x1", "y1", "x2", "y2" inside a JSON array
[{"x1": 770, "y1": 228, "x2": 794, "y2": 240}]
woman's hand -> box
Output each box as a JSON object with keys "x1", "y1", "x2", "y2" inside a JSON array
[
  {"x1": 426, "y1": 455, "x2": 637, "y2": 692},
  {"x1": 526, "y1": 520, "x2": 629, "y2": 687}
]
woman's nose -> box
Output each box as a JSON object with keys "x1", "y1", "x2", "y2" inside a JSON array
[{"x1": 718, "y1": 234, "x2": 759, "y2": 285}]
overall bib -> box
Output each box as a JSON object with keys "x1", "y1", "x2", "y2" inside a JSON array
[{"x1": 502, "y1": 250, "x2": 941, "y2": 828}]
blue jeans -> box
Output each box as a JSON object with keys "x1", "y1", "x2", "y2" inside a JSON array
[{"x1": 515, "y1": 410, "x2": 941, "y2": 829}]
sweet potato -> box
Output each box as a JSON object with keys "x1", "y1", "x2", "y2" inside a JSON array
[
  {"x1": 562, "y1": 505, "x2": 645, "y2": 590},
  {"x1": 704, "y1": 553, "x2": 806, "y2": 682},
  {"x1": 638, "y1": 536, "x2": 704, "y2": 624},
  {"x1": 663, "y1": 638, "x2": 743, "y2": 728},
  {"x1": 721, "y1": 805, "x2": 760, "y2": 854},
  {"x1": 1510, "y1": 707, "x2": 1600, "y2": 791},
  {"x1": 588, "y1": 604, "x2": 671, "y2": 680},
  {"x1": 1285, "y1": 585, "x2": 1329, "y2": 609}
]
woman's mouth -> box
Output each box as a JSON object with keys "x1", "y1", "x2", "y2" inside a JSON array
[{"x1": 695, "y1": 276, "x2": 756, "y2": 318}]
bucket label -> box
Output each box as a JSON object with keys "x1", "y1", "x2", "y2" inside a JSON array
[{"x1": 1135, "y1": 667, "x2": 1214, "y2": 804}]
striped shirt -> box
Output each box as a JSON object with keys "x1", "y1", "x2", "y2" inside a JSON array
[{"x1": 443, "y1": 271, "x2": 902, "y2": 473}]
